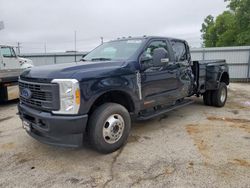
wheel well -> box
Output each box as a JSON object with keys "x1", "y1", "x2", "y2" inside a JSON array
[
  {"x1": 89, "y1": 91, "x2": 135, "y2": 115},
  {"x1": 220, "y1": 72, "x2": 229, "y2": 85}
]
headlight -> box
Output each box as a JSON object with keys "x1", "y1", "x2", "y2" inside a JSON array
[{"x1": 51, "y1": 79, "x2": 80, "y2": 115}]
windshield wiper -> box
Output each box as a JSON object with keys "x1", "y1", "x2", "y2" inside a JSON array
[{"x1": 91, "y1": 57, "x2": 112, "y2": 61}]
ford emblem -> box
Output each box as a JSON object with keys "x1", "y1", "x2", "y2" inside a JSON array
[{"x1": 21, "y1": 88, "x2": 32, "y2": 99}]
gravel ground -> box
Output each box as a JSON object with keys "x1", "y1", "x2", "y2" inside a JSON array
[{"x1": 0, "y1": 83, "x2": 249, "y2": 188}]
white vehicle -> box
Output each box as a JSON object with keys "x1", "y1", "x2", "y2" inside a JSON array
[{"x1": 0, "y1": 45, "x2": 33, "y2": 102}]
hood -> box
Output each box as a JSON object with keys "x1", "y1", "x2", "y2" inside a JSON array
[
  {"x1": 18, "y1": 57, "x2": 34, "y2": 69},
  {"x1": 20, "y1": 60, "x2": 136, "y2": 82}
]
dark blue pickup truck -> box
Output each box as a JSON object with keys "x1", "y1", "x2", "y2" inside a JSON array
[{"x1": 18, "y1": 36, "x2": 229, "y2": 153}]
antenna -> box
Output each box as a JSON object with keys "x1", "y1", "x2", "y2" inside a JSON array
[{"x1": 17, "y1": 42, "x2": 21, "y2": 55}]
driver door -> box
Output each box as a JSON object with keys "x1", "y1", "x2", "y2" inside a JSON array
[{"x1": 140, "y1": 40, "x2": 180, "y2": 108}]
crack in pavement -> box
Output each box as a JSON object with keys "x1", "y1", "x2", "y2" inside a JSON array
[
  {"x1": 131, "y1": 171, "x2": 166, "y2": 187},
  {"x1": 0, "y1": 116, "x2": 14, "y2": 123},
  {"x1": 130, "y1": 158, "x2": 248, "y2": 187},
  {"x1": 131, "y1": 160, "x2": 176, "y2": 187},
  {"x1": 103, "y1": 146, "x2": 125, "y2": 188}
]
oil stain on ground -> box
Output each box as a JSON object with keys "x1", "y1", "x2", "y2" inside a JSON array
[
  {"x1": 229, "y1": 110, "x2": 239, "y2": 115},
  {"x1": 66, "y1": 178, "x2": 80, "y2": 184},
  {"x1": 186, "y1": 120, "x2": 250, "y2": 171},
  {"x1": 143, "y1": 136, "x2": 151, "y2": 140},
  {"x1": 128, "y1": 135, "x2": 141, "y2": 143},
  {"x1": 230, "y1": 159, "x2": 250, "y2": 167},
  {"x1": 1, "y1": 142, "x2": 15, "y2": 150},
  {"x1": 128, "y1": 135, "x2": 152, "y2": 143},
  {"x1": 186, "y1": 124, "x2": 211, "y2": 159},
  {"x1": 11, "y1": 152, "x2": 33, "y2": 165},
  {"x1": 207, "y1": 116, "x2": 250, "y2": 124},
  {"x1": 207, "y1": 116, "x2": 250, "y2": 133}
]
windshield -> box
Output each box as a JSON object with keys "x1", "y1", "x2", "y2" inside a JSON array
[{"x1": 83, "y1": 39, "x2": 144, "y2": 61}]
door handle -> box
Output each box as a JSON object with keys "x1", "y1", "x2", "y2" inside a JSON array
[{"x1": 168, "y1": 62, "x2": 175, "y2": 66}]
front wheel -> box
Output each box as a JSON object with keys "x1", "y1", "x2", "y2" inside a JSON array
[{"x1": 87, "y1": 103, "x2": 131, "y2": 153}]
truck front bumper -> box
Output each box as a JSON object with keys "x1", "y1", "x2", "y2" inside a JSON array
[{"x1": 18, "y1": 104, "x2": 88, "y2": 148}]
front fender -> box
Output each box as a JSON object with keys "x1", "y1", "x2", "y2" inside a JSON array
[
  {"x1": 78, "y1": 74, "x2": 141, "y2": 114},
  {"x1": 21, "y1": 63, "x2": 34, "y2": 69}
]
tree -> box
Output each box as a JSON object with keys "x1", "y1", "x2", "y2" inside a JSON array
[
  {"x1": 200, "y1": 15, "x2": 217, "y2": 47},
  {"x1": 215, "y1": 11, "x2": 237, "y2": 46},
  {"x1": 201, "y1": 0, "x2": 250, "y2": 47}
]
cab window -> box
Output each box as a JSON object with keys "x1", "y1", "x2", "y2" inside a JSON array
[
  {"x1": 0, "y1": 47, "x2": 16, "y2": 58},
  {"x1": 141, "y1": 40, "x2": 169, "y2": 68},
  {"x1": 143, "y1": 41, "x2": 168, "y2": 59}
]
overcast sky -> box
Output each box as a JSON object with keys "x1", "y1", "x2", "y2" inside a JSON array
[{"x1": 0, "y1": 0, "x2": 227, "y2": 53}]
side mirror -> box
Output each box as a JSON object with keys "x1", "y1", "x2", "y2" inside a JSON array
[
  {"x1": 152, "y1": 48, "x2": 169, "y2": 67},
  {"x1": 140, "y1": 55, "x2": 152, "y2": 63},
  {"x1": 140, "y1": 54, "x2": 153, "y2": 71}
]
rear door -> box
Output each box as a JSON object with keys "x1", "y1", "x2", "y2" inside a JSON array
[
  {"x1": 0, "y1": 47, "x2": 20, "y2": 70},
  {"x1": 140, "y1": 40, "x2": 180, "y2": 107},
  {"x1": 170, "y1": 40, "x2": 192, "y2": 98}
]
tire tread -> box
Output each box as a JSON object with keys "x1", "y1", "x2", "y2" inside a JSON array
[{"x1": 88, "y1": 103, "x2": 131, "y2": 153}]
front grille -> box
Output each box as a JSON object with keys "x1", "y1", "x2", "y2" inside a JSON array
[{"x1": 19, "y1": 79, "x2": 60, "y2": 111}]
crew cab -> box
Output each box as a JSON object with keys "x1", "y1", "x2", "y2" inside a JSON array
[
  {"x1": 18, "y1": 36, "x2": 229, "y2": 153},
  {"x1": 0, "y1": 45, "x2": 33, "y2": 102}
]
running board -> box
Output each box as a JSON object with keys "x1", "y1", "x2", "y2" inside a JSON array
[{"x1": 137, "y1": 99, "x2": 194, "y2": 120}]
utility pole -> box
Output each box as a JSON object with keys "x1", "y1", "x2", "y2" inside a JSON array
[
  {"x1": 17, "y1": 42, "x2": 21, "y2": 55},
  {"x1": 74, "y1": 30, "x2": 77, "y2": 62},
  {"x1": 44, "y1": 42, "x2": 47, "y2": 54},
  {"x1": 0, "y1": 21, "x2": 4, "y2": 30},
  {"x1": 100, "y1": 37, "x2": 103, "y2": 44}
]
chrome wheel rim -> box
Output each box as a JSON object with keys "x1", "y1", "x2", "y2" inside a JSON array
[
  {"x1": 220, "y1": 87, "x2": 226, "y2": 103},
  {"x1": 102, "y1": 114, "x2": 125, "y2": 144}
]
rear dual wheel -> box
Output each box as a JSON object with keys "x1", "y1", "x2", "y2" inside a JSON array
[
  {"x1": 203, "y1": 82, "x2": 227, "y2": 107},
  {"x1": 203, "y1": 90, "x2": 213, "y2": 106}
]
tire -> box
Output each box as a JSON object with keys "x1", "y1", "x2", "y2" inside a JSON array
[
  {"x1": 87, "y1": 103, "x2": 131, "y2": 154},
  {"x1": 203, "y1": 90, "x2": 212, "y2": 106},
  {"x1": 211, "y1": 82, "x2": 227, "y2": 107}
]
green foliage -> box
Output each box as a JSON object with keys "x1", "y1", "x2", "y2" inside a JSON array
[
  {"x1": 201, "y1": 0, "x2": 250, "y2": 47},
  {"x1": 201, "y1": 15, "x2": 217, "y2": 47}
]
